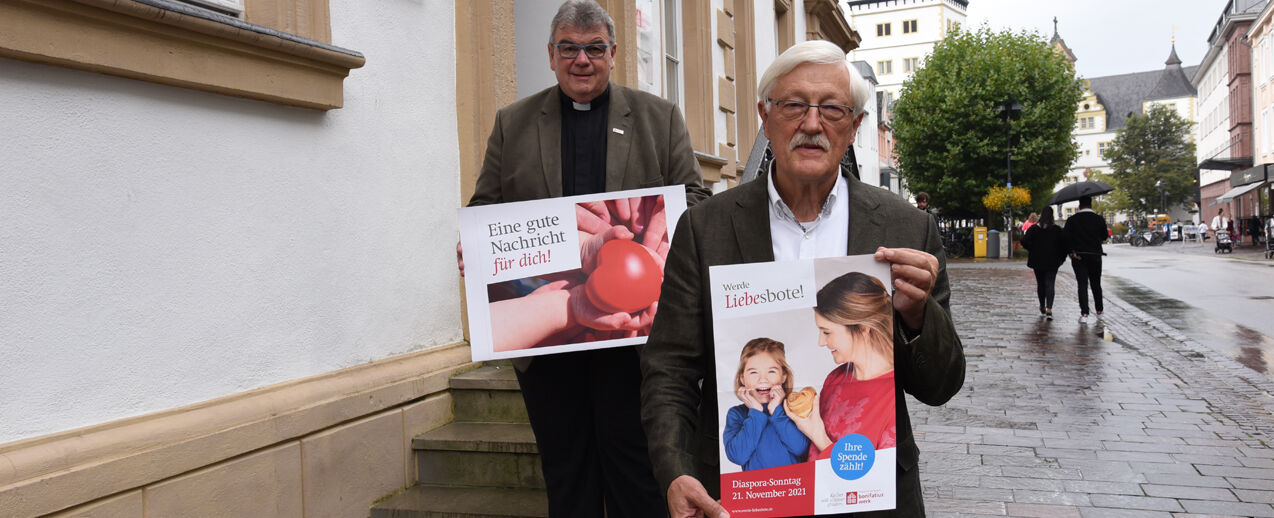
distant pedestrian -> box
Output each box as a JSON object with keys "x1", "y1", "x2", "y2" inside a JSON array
[
  {"x1": 1021, "y1": 212, "x2": 1039, "y2": 233},
  {"x1": 915, "y1": 191, "x2": 931, "y2": 213},
  {"x1": 1249, "y1": 216, "x2": 1262, "y2": 246},
  {"x1": 1197, "y1": 221, "x2": 1209, "y2": 244},
  {"x1": 1211, "y1": 208, "x2": 1229, "y2": 242},
  {"x1": 1064, "y1": 196, "x2": 1108, "y2": 323},
  {"x1": 1021, "y1": 207, "x2": 1068, "y2": 320}
]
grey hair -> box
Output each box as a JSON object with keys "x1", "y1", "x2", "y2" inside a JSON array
[
  {"x1": 758, "y1": 40, "x2": 870, "y2": 117},
  {"x1": 550, "y1": 1, "x2": 616, "y2": 44}
]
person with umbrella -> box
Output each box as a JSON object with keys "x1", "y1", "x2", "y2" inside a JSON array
[
  {"x1": 1021, "y1": 207, "x2": 1069, "y2": 320},
  {"x1": 1063, "y1": 196, "x2": 1108, "y2": 323}
]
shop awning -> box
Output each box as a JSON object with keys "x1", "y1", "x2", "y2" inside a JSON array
[
  {"x1": 1215, "y1": 181, "x2": 1267, "y2": 203},
  {"x1": 1198, "y1": 157, "x2": 1253, "y2": 170}
]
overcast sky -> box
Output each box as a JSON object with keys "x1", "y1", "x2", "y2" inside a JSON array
[{"x1": 964, "y1": 0, "x2": 1235, "y2": 79}]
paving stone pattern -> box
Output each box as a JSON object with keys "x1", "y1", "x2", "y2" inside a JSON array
[{"x1": 915, "y1": 262, "x2": 1274, "y2": 517}]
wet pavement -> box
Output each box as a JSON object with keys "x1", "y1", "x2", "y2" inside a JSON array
[
  {"x1": 1100, "y1": 240, "x2": 1274, "y2": 380},
  {"x1": 1102, "y1": 275, "x2": 1274, "y2": 378},
  {"x1": 913, "y1": 261, "x2": 1274, "y2": 517}
]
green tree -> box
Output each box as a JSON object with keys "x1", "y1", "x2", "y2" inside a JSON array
[
  {"x1": 892, "y1": 27, "x2": 1083, "y2": 224},
  {"x1": 1101, "y1": 104, "x2": 1196, "y2": 220}
]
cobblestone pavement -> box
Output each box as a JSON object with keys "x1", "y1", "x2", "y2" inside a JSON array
[{"x1": 913, "y1": 261, "x2": 1274, "y2": 518}]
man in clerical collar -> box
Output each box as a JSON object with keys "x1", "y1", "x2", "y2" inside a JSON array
[
  {"x1": 640, "y1": 40, "x2": 965, "y2": 517},
  {"x1": 463, "y1": 1, "x2": 708, "y2": 517}
]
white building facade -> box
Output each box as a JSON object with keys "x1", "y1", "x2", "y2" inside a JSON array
[
  {"x1": 0, "y1": 0, "x2": 478, "y2": 515},
  {"x1": 851, "y1": 60, "x2": 882, "y2": 187},
  {"x1": 842, "y1": 0, "x2": 967, "y2": 108},
  {"x1": 1195, "y1": 42, "x2": 1235, "y2": 193}
]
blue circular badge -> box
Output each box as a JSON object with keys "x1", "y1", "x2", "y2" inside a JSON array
[{"x1": 830, "y1": 434, "x2": 875, "y2": 481}]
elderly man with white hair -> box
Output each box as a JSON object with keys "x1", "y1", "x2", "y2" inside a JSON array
[{"x1": 639, "y1": 40, "x2": 966, "y2": 517}]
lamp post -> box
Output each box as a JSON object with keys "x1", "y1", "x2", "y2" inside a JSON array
[
  {"x1": 997, "y1": 100, "x2": 1022, "y2": 258},
  {"x1": 1157, "y1": 180, "x2": 1166, "y2": 216}
]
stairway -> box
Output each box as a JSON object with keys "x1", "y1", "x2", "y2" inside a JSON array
[{"x1": 371, "y1": 365, "x2": 547, "y2": 518}]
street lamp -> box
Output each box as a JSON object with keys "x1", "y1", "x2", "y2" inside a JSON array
[
  {"x1": 996, "y1": 100, "x2": 1022, "y2": 257},
  {"x1": 1156, "y1": 180, "x2": 1166, "y2": 217}
]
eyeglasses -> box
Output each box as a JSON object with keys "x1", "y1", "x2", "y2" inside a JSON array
[
  {"x1": 766, "y1": 98, "x2": 856, "y2": 122},
  {"x1": 553, "y1": 42, "x2": 612, "y2": 60}
]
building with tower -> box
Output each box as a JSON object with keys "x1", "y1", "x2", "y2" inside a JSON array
[{"x1": 1054, "y1": 19, "x2": 1199, "y2": 220}]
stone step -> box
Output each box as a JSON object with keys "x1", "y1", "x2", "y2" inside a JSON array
[
  {"x1": 450, "y1": 365, "x2": 519, "y2": 391},
  {"x1": 414, "y1": 422, "x2": 537, "y2": 453},
  {"x1": 450, "y1": 366, "x2": 526, "y2": 424},
  {"x1": 370, "y1": 484, "x2": 548, "y2": 518},
  {"x1": 415, "y1": 422, "x2": 543, "y2": 489}
]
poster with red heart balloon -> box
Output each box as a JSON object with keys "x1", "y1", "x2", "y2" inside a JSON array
[
  {"x1": 709, "y1": 255, "x2": 897, "y2": 517},
  {"x1": 459, "y1": 186, "x2": 687, "y2": 361}
]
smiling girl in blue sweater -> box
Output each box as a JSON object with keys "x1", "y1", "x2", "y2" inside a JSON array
[{"x1": 723, "y1": 338, "x2": 810, "y2": 471}]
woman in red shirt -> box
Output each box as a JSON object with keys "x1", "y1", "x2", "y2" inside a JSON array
[{"x1": 789, "y1": 272, "x2": 897, "y2": 458}]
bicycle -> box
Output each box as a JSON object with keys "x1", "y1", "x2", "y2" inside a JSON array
[{"x1": 940, "y1": 227, "x2": 970, "y2": 259}]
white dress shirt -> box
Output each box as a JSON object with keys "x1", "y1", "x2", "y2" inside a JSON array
[{"x1": 767, "y1": 170, "x2": 850, "y2": 261}]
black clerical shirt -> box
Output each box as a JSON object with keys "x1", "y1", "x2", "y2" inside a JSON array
[{"x1": 560, "y1": 87, "x2": 610, "y2": 197}]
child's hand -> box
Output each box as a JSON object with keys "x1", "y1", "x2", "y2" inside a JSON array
[
  {"x1": 767, "y1": 386, "x2": 786, "y2": 414},
  {"x1": 566, "y1": 284, "x2": 642, "y2": 331},
  {"x1": 737, "y1": 387, "x2": 762, "y2": 411},
  {"x1": 579, "y1": 225, "x2": 636, "y2": 274}
]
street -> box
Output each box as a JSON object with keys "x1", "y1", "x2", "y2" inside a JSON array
[
  {"x1": 913, "y1": 256, "x2": 1274, "y2": 517},
  {"x1": 1103, "y1": 242, "x2": 1274, "y2": 378}
]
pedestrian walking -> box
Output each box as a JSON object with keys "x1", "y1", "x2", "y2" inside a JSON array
[
  {"x1": 1211, "y1": 208, "x2": 1229, "y2": 242},
  {"x1": 1063, "y1": 196, "x2": 1109, "y2": 323},
  {"x1": 1021, "y1": 207, "x2": 1069, "y2": 320},
  {"x1": 1021, "y1": 212, "x2": 1039, "y2": 233}
]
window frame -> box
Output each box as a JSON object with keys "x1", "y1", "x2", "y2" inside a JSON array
[
  {"x1": 876, "y1": 60, "x2": 892, "y2": 75},
  {"x1": 662, "y1": 0, "x2": 685, "y2": 109},
  {"x1": 903, "y1": 19, "x2": 917, "y2": 34},
  {"x1": 903, "y1": 57, "x2": 919, "y2": 73},
  {"x1": 1265, "y1": 108, "x2": 1272, "y2": 154},
  {"x1": 876, "y1": 22, "x2": 891, "y2": 37}
]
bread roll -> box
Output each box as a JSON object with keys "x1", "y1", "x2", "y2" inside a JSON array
[{"x1": 786, "y1": 386, "x2": 817, "y2": 418}]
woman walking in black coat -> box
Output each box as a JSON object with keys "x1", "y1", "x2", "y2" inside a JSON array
[{"x1": 1021, "y1": 207, "x2": 1070, "y2": 319}]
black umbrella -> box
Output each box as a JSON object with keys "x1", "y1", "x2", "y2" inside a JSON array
[{"x1": 1048, "y1": 180, "x2": 1114, "y2": 205}]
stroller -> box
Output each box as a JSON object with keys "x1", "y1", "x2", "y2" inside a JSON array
[{"x1": 1215, "y1": 229, "x2": 1233, "y2": 254}]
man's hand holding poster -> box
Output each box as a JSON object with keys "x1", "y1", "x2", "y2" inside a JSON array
[
  {"x1": 459, "y1": 186, "x2": 687, "y2": 361},
  {"x1": 711, "y1": 255, "x2": 897, "y2": 516}
]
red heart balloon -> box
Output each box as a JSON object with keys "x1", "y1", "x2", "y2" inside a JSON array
[{"x1": 585, "y1": 239, "x2": 663, "y2": 313}]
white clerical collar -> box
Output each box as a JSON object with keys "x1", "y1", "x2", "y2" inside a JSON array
[{"x1": 572, "y1": 101, "x2": 591, "y2": 111}]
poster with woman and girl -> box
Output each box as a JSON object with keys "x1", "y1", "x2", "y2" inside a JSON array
[{"x1": 710, "y1": 255, "x2": 896, "y2": 516}]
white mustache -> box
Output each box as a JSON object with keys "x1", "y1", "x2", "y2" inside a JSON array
[{"x1": 788, "y1": 132, "x2": 829, "y2": 151}]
